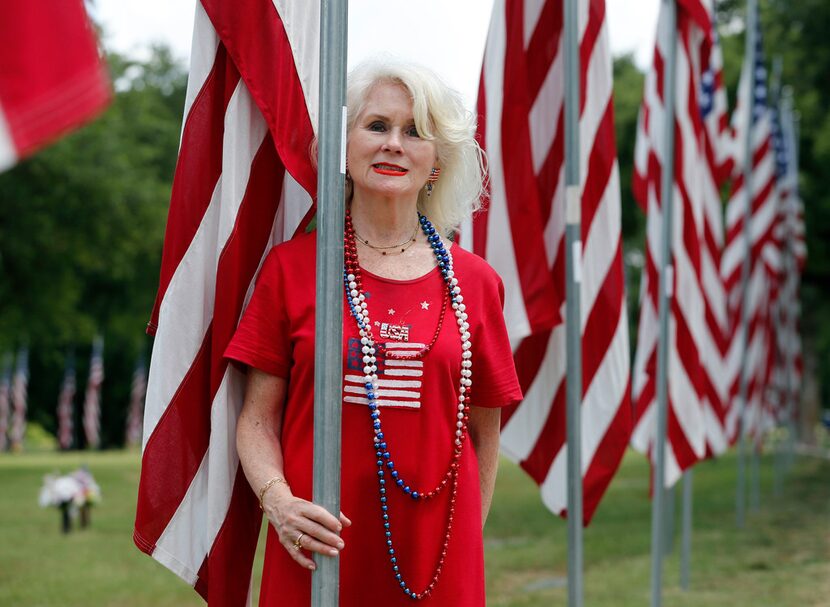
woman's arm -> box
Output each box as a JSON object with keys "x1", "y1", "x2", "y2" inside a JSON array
[
  {"x1": 237, "y1": 368, "x2": 350, "y2": 570},
  {"x1": 467, "y1": 405, "x2": 502, "y2": 527}
]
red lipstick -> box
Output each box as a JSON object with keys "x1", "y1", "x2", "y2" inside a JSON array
[{"x1": 372, "y1": 163, "x2": 407, "y2": 176}]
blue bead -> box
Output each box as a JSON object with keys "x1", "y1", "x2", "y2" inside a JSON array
[
  {"x1": 396, "y1": 479, "x2": 404, "y2": 487},
  {"x1": 412, "y1": 492, "x2": 419, "y2": 499},
  {"x1": 373, "y1": 421, "x2": 381, "y2": 429},
  {"x1": 376, "y1": 450, "x2": 383, "y2": 457},
  {"x1": 383, "y1": 514, "x2": 389, "y2": 521},
  {"x1": 383, "y1": 451, "x2": 391, "y2": 459},
  {"x1": 393, "y1": 565, "x2": 399, "y2": 572},
  {"x1": 380, "y1": 442, "x2": 387, "y2": 450},
  {"x1": 371, "y1": 412, "x2": 379, "y2": 420},
  {"x1": 381, "y1": 496, "x2": 387, "y2": 503},
  {"x1": 377, "y1": 470, "x2": 384, "y2": 476},
  {"x1": 376, "y1": 459, "x2": 383, "y2": 466},
  {"x1": 382, "y1": 505, "x2": 387, "y2": 511},
  {"x1": 386, "y1": 531, "x2": 392, "y2": 538},
  {"x1": 379, "y1": 478, "x2": 385, "y2": 484},
  {"x1": 387, "y1": 461, "x2": 395, "y2": 469},
  {"x1": 404, "y1": 486, "x2": 411, "y2": 494},
  {"x1": 390, "y1": 469, "x2": 398, "y2": 478},
  {"x1": 380, "y1": 486, "x2": 386, "y2": 493},
  {"x1": 377, "y1": 432, "x2": 384, "y2": 440},
  {"x1": 365, "y1": 382, "x2": 373, "y2": 389},
  {"x1": 389, "y1": 548, "x2": 395, "y2": 555},
  {"x1": 387, "y1": 539, "x2": 392, "y2": 546},
  {"x1": 384, "y1": 523, "x2": 390, "y2": 529}
]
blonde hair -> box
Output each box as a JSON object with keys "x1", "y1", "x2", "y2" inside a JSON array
[{"x1": 346, "y1": 59, "x2": 486, "y2": 236}]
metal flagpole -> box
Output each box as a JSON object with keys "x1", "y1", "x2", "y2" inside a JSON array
[
  {"x1": 680, "y1": 470, "x2": 693, "y2": 589},
  {"x1": 651, "y1": 1, "x2": 678, "y2": 605},
  {"x1": 787, "y1": 95, "x2": 800, "y2": 474},
  {"x1": 563, "y1": 0, "x2": 583, "y2": 605},
  {"x1": 665, "y1": 484, "x2": 675, "y2": 555},
  {"x1": 735, "y1": 0, "x2": 758, "y2": 529},
  {"x1": 312, "y1": 1, "x2": 348, "y2": 605},
  {"x1": 771, "y1": 55, "x2": 785, "y2": 501}
]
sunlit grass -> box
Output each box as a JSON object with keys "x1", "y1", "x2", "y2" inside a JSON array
[{"x1": 0, "y1": 448, "x2": 827, "y2": 606}]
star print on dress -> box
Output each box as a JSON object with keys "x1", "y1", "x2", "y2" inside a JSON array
[
  {"x1": 387, "y1": 308, "x2": 396, "y2": 316},
  {"x1": 420, "y1": 301, "x2": 430, "y2": 310}
]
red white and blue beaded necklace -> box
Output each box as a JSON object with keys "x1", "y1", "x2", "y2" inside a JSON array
[{"x1": 343, "y1": 208, "x2": 473, "y2": 600}]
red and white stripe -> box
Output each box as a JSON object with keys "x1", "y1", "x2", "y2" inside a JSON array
[
  {"x1": 57, "y1": 362, "x2": 76, "y2": 451},
  {"x1": 345, "y1": 343, "x2": 425, "y2": 410},
  {"x1": 125, "y1": 359, "x2": 147, "y2": 448},
  {"x1": 9, "y1": 347, "x2": 28, "y2": 451},
  {"x1": 0, "y1": 354, "x2": 11, "y2": 451},
  {"x1": 631, "y1": 0, "x2": 715, "y2": 487},
  {"x1": 83, "y1": 337, "x2": 104, "y2": 449},
  {"x1": 697, "y1": 30, "x2": 733, "y2": 457},
  {"x1": 720, "y1": 17, "x2": 778, "y2": 445},
  {"x1": 133, "y1": 1, "x2": 318, "y2": 603},
  {"x1": 472, "y1": 0, "x2": 631, "y2": 524},
  {"x1": 0, "y1": 0, "x2": 110, "y2": 172},
  {"x1": 773, "y1": 96, "x2": 805, "y2": 421}
]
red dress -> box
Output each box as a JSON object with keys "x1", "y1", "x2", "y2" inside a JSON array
[{"x1": 225, "y1": 231, "x2": 522, "y2": 606}]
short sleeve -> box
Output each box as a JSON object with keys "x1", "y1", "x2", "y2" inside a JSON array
[
  {"x1": 224, "y1": 247, "x2": 292, "y2": 378},
  {"x1": 470, "y1": 272, "x2": 523, "y2": 408}
]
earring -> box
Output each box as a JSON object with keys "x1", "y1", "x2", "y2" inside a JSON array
[{"x1": 426, "y1": 167, "x2": 440, "y2": 196}]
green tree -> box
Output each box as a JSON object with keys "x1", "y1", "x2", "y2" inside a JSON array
[{"x1": 0, "y1": 47, "x2": 186, "y2": 447}]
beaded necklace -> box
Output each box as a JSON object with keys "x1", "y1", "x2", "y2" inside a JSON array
[{"x1": 343, "y1": 209, "x2": 473, "y2": 600}]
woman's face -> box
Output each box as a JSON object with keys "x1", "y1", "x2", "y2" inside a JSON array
[{"x1": 347, "y1": 82, "x2": 438, "y2": 204}]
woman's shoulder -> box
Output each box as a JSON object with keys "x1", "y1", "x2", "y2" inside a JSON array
[
  {"x1": 265, "y1": 230, "x2": 317, "y2": 264},
  {"x1": 450, "y1": 244, "x2": 504, "y2": 289}
]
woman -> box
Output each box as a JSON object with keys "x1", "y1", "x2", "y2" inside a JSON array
[{"x1": 225, "y1": 60, "x2": 522, "y2": 605}]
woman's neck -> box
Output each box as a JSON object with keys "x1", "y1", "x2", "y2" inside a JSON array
[{"x1": 349, "y1": 193, "x2": 420, "y2": 246}]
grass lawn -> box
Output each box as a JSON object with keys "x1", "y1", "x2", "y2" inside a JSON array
[{"x1": 0, "y1": 448, "x2": 827, "y2": 606}]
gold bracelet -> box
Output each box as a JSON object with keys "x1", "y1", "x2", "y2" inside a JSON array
[{"x1": 258, "y1": 476, "x2": 289, "y2": 510}]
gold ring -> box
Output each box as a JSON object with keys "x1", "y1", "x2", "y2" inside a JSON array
[{"x1": 293, "y1": 532, "x2": 306, "y2": 551}]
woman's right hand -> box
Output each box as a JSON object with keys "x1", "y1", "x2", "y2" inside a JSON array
[{"x1": 263, "y1": 484, "x2": 352, "y2": 570}]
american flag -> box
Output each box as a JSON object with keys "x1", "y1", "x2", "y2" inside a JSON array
[
  {"x1": 344, "y1": 342, "x2": 424, "y2": 410},
  {"x1": 0, "y1": 0, "x2": 110, "y2": 172},
  {"x1": 133, "y1": 1, "x2": 318, "y2": 602},
  {"x1": 472, "y1": 0, "x2": 631, "y2": 523},
  {"x1": 698, "y1": 28, "x2": 733, "y2": 457},
  {"x1": 0, "y1": 353, "x2": 12, "y2": 451},
  {"x1": 631, "y1": 0, "x2": 717, "y2": 487},
  {"x1": 124, "y1": 358, "x2": 147, "y2": 448},
  {"x1": 9, "y1": 347, "x2": 28, "y2": 451},
  {"x1": 57, "y1": 354, "x2": 77, "y2": 451},
  {"x1": 720, "y1": 9, "x2": 778, "y2": 444},
  {"x1": 771, "y1": 92, "x2": 805, "y2": 421},
  {"x1": 83, "y1": 336, "x2": 104, "y2": 449}
]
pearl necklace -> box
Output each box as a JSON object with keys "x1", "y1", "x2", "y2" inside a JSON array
[{"x1": 343, "y1": 210, "x2": 473, "y2": 600}]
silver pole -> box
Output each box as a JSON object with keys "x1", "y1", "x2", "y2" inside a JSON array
[
  {"x1": 680, "y1": 470, "x2": 693, "y2": 590},
  {"x1": 563, "y1": 0, "x2": 583, "y2": 605},
  {"x1": 664, "y1": 484, "x2": 675, "y2": 556},
  {"x1": 771, "y1": 55, "x2": 785, "y2": 500},
  {"x1": 750, "y1": 440, "x2": 761, "y2": 512},
  {"x1": 735, "y1": 0, "x2": 758, "y2": 530},
  {"x1": 651, "y1": 2, "x2": 678, "y2": 606},
  {"x1": 788, "y1": 102, "x2": 801, "y2": 471},
  {"x1": 312, "y1": 1, "x2": 348, "y2": 605}
]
